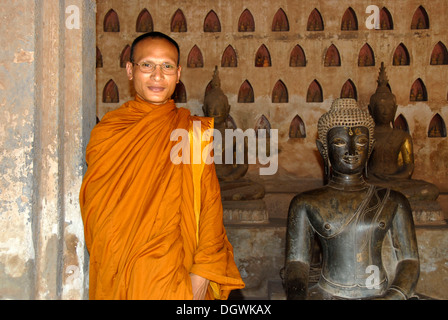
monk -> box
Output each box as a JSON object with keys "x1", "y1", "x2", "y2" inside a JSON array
[{"x1": 79, "y1": 31, "x2": 244, "y2": 300}]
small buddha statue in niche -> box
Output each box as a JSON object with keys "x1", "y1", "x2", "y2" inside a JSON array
[
  {"x1": 367, "y1": 62, "x2": 439, "y2": 202},
  {"x1": 203, "y1": 66, "x2": 265, "y2": 201},
  {"x1": 283, "y1": 98, "x2": 420, "y2": 300}
]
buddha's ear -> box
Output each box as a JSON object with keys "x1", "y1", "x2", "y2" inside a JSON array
[{"x1": 316, "y1": 139, "x2": 325, "y2": 158}]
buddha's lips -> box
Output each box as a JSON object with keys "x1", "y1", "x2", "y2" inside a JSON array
[{"x1": 343, "y1": 155, "x2": 359, "y2": 164}]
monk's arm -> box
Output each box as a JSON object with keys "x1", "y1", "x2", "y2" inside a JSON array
[{"x1": 284, "y1": 196, "x2": 314, "y2": 300}]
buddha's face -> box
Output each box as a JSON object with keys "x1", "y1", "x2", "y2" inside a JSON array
[
  {"x1": 327, "y1": 126, "x2": 370, "y2": 174},
  {"x1": 370, "y1": 97, "x2": 397, "y2": 126},
  {"x1": 203, "y1": 98, "x2": 230, "y2": 125}
]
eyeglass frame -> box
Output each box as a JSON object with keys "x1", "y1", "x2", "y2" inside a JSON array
[{"x1": 130, "y1": 60, "x2": 179, "y2": 75}]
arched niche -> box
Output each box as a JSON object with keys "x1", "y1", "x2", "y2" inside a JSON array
[
  {"x1": 120, "y1": 44, "x2": 131, "y2": 68},
  {"x1": 341, "y1": 7, "x2": 358, "y2": 30},
  {"x1": 428, "y1": 114, "x2": 447, "y2": 137},
  {"x1": 187, "y1": 45, "x2": 204, "y2": 68},
  {"x1": 238, "y1": 80, "x2": 254, "y2": 103},
  {"x1": 393, "y1": 43, "x2": 410, "y2": 66},
  {"x1": 204, "y1": 10, "x2": 221, "y2": 32},
  {"x1": 238, "y1": 9, "x2": 255, "y2": 32},
  {"x1": 104, "y1": 9, "x2": 120, "y2": 32},
  {"x1": 221, "y1": 45, "x2": 237, "y2": 67},
  {"x1": 307, "y1": 9, "x2": 324, "y2": 31},
  {"x1": 272, "y1": 8, "x2": 289, "y2": 31},
  {"x1": 394, "y1": 114, "x2": 410, "y2": 133},
  {"x1": 411, "y1": 6, "x2": 429, "y2": 29},
  {"x1": 136, "y1": 9, "x2": 153, "y2": 33},
  {"x1": 410, "y1": 78, "x2": 427, "y2": 101},
  {"x1": 173, "y1": 81, "x2": 186, "y2": 103},
  {"x1": 255, "y1": 115, "x2": 271, "y2": 137},
  {"x1": 430, "y1": 41, "x2": 448, "y2": 65},
  {"x1": 96, "y1": 47, "x2": 103, "y2": 68},
  {"x1": 272, "y1": 80, "x2": 288, "y2": 103},
  {"x1": 289, "y1": 115, "x2": 306, "y2": 138},
  {"x1": 324, "y1": 44, "x2": 341, "y2": 67},
  {"x1": 307, "y1": 80, "x2": 323, "y2": 102},
  {"x1": 255, "y1": 44, "x2": 271, "y2": 67},
  {"x1": 358, "y1": 43, "x2": 375, "y2": 66},
  {"x1": 340, "y1": 79, "x2": 357, "y2": 100},
  {"x1": 103, "y1": 79, "x2": 119, "y2": 103},
  {"x1": 171, "y1": 9, "x2": 187, "y2": 32},
  {"x1": 226, "y1": 115, "x2": 237, "y2": 129},
  {"x1": 380, "y1": 7, "x2": 393, "y2": 30},
  {"x1": 290, "y1": 45, "x2": 306, "y2": 67}
]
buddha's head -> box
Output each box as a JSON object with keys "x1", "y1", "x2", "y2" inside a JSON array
[
  {"x1": 368, "y1": 62, "x2": 397, "y2": 127},
  {"x1": 202, "y1": 66, "x2": 230, "y2": 125},
  {"x1": 317, "y1": 98, "x2": 375, "y2": 176}
]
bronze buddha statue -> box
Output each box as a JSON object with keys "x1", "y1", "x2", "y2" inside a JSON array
[
  {"x1": 203, "y1": 66, "x2": 265, "y2": 201},
  {"x1": 367, "y1": 62, "x2": 439, "y2": 203},
  {"x1": 283, "y1": 98, "x2": 420, "y2": 300}
]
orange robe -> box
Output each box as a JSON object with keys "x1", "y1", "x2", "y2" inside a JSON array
[{"x1": 79, "y1": 96, "x2": 244, "y2": 299}]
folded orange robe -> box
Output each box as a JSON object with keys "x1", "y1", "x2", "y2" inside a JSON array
[{"x1": 79, "y1": 96, "x2": 244, "y2": 299}]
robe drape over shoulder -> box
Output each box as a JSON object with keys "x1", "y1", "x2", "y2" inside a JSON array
[{"x1": 80, "y1": 96, "x2": 244, "y2": 300}]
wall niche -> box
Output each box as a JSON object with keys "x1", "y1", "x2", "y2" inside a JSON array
[
  {"x1": 187, "y1": 45, "x2": 204, "y2": 68},
  {"x1": 358, "y1": 43, "x2": 375, "y2": 66},
  {"x1": 410, "y1": 78, "x2": 427, "y2": 101},
  {"x1": 307, "y1": 9, "x2": 324, "y2": 31},
  {"x1": 255, "y1": 44, "x2": 271, "y2": 67},
  {"x1": 290, "y1": 45, "x2": 306, "y2": 67},
  {"x1": 221, "y1": 45, "x2": 237, "y2": 67},
  {"x1": 120, "y1": 45, "x2": 130, "y2": 68},
  {"x1": 104, "y1": 9, "x2": 120, "y2": 32},
  {"x1": 324, "y1": 44, "x2": 341, "y2": 67},
  {"x1": 289, "y1": 115, "x2": 306, "y2": 138},
  {"x1": 204, "y1": 10, "x2": 221, "y2": 32},
  {"x1": 393, "y1": 43, "x2": 410, "y2": 66},
  {"x1": 136, "y1": 9, "x2": 153, "y2": 33},
  {"x1": 255, "y1": 115, "x2": 271, "y2": 137},
  {"x1": 428, "y1": 114, "x2": 447, "y2": 137},
  {"x1": 171, "y1": 9, "x2": 187, "y2": 32},
  {"x1": 394, "y1": 114, "x2": 410, "y2": 133},
  {"x1": 340, "y1": 79, "x2": 357, "y2": 100},
  {"x1": 173, "y1": 81, "x2": 186, "y2": 103},
  {"x1": 430, "y1": 41, "x2": 448, "y2": 65},
  {"x1": 238, "y1": 9, "x2": 255, "y2": 32},
  {"x1": 341, "y1": 7, "x2": 358, "y2": 30},
  {"x1": 272, "y1": 80, "x2": 288, "y2": 103},
  {"x1": 272, "y1": 8, "x2": 289, "y2": 31},
  {"x1": 307, "y1": 80, "x2": 323, "y2": 102},
  {"x1": 238, "y1": 80, "x2": 254, "y2": 103},
  {"x1": 380, "y1": 7, "x2": 393, "y2": 30},
  {"x1": 411, "y1": 6, "x2": 429, "y2": 29},
  {"x1": 96, "y1": 47, "x2": 103, "y2": 68},
  {"x1": 103, "y1": 79, "x2": 119, "y2": 103}
]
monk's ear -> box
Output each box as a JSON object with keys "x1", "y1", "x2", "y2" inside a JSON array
[{"x1": 126, "y1": 61, "x2": 134, "y2": 81}]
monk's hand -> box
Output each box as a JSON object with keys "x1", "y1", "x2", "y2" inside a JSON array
[{"x1": 190, "y1": 273, "x2": 210, "y2": 300}]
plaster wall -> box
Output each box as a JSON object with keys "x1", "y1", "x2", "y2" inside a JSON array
[{"x1": 0, "y1": 0, "x2": 96, "y2": 299}]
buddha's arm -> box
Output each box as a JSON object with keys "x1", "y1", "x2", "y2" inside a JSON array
[
  {"x1": 284, "y1": 198, "x2": 314, "y2": 300},
  {"x1": 381, "y1": 192, "x2": 420, "y2": 300}
]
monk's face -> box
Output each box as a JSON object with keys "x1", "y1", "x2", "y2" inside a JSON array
[
  {"x1": 126, "y1": 38, "x2": 181, "y2": 105},
  {"x1": 327, "y1": 126, "x2": 369, "y2": 175}
]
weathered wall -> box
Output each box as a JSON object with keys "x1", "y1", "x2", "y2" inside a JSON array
[
  {"x1": 0, "y1": 0, "x2": 96, "y2": 299},
  {"x1": 96, "y1": 0, "x2": 448, "y2": 192}
]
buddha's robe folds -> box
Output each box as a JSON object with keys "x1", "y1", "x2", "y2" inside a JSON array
[{"x1": 80, "y1": 96, "x2": 244, "y2": 300}]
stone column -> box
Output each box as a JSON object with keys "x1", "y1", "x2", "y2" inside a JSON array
[{"x1": 0, "y1": 0, "x2": 96, "y2": 299}]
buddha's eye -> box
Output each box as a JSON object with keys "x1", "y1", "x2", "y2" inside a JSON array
[
  {"x1": 331, "y1": 138, "x2": 346, "y2": 147},
  {"x1": 356, "y1": 137, "x2": 368, "y2": 146}
]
